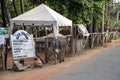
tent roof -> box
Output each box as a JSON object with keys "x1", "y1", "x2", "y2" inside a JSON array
[{"x1": 10, "y1": 4, "x2": 72, "y2": 26}]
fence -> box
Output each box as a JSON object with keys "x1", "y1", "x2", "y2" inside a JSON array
[
  {"x1": 72, "y1": 31, "x2": 120, "y2": 54},
  {"x1": 0, "y1": 31, "x2": 120, "y2": 71}
]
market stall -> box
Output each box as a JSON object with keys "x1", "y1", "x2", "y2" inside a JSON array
[
  {"x1": 10, "y1": 4, "x2": 72, "y2": 37},
  {"x1": 10, "y1": 4, "x2": 73, "y2": 65}
]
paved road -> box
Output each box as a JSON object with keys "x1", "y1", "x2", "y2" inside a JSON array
[{"x1": 45, "y1": 43, "x2": 120, "y2": 80}]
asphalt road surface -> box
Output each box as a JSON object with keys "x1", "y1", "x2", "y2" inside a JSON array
[{"x1": 45, "y1": 43, "x2": 120, "y2": 80}]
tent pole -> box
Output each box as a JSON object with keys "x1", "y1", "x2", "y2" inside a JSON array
[
  {"x1": 51, "y1": 24, "x2": 53, "y2": 32},
  {"x1": 22, "y1": 23, "x2": 25, "y2": 30},
  {"x1": 32, "y1": 23, "x2": 36, "y2": 38}
]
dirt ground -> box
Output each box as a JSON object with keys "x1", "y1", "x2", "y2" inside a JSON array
[{"x1": 0, "y1": 40, "x2": 120, "y2": 80}]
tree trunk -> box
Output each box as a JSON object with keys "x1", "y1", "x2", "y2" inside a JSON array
[
  {"x1": 117, "y1": 11, "x2": 120, "y2": 23},
  {"x1": 12, "y1": 0, "x2": 18, "y2": 16},
  {"x1": 4, "y1": 0, "x2": 11, "y2": 26},
  {"x1": 0, "y1": 0, "x2": 8, "y2": 70},
  {"x1": 0, "y1": 0, "x2": 7, "y2": 27},
  {"x1": 20, "y1": 0, "x2": 24, "y2": 14},
  {"x1": 92, "y1": 17, "x2": 97, "y2": 33}
]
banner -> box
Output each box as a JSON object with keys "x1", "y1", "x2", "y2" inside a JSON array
[
  {"x1": 11, "y1": 30, "x2": 36, "y2": 60},
  {"x1": 0, "y1": 27, "x2": 9, "y2": 35},
  {"x1": 0, "y1": 27, "x2": 10, "y2": 45}
]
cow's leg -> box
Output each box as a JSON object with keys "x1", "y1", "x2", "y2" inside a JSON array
[
  {"x1": 54, "y1": 52, "x2": 58, "y2": 64},
  {"x1": 55, "y1": 49, "x2": 64, "y2": 63},
  {"x1": 54, "y1": 49, "x2": 61, "y2": 64},
  {"x1": 61, "y1": 49, "x2": 65, "y2": 62},
  {"x1": 46, "y1": 48, "x2": 54, "y2": 63},
  {"x1": 45, "y1": 49, "x2": 49, "y2": 63},
  {"x1": 58, "y1": 51, "x2": 61, "y2": 63}
]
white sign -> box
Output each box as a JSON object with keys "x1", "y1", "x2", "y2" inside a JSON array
[
  {"x1": 0, "y1": 35, "x2": 5, "y2": 45},
  {"x1": 11, "y1": 30, "x2": 36, "y2": 60}
]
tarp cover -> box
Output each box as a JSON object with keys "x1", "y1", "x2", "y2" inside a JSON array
[
  {"x1": 10, "y1": 4, "x2": 72, "y2": 36},
  {"x1": 77, "y1": 24, "x2": 90, "y2": 36}
]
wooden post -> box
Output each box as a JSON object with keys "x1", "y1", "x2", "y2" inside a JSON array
[
  {"x1": 71, "y1": 25, "x2": 76, "y2": 55},
  {"x1": 1, "y1": 44, "x2": 5, "y2": 70},
  {"x1": 4, "y1": 38, "x2": 9, "y2": 70},
  {"x1": 45, "y1": 37, "x2": 48, "y2": 63}
]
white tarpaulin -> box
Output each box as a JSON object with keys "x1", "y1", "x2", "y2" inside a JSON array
[
  {"x1": 11, "y1": 30, "x2": 36, "y2": 60},
  {"x1": 77, "y1": 24, "x2": 90, "y2": 36},
  {"x1": 10, "y1": 4, "x2": 72, "y2": 36}
]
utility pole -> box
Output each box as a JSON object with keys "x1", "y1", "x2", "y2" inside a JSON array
[
  {"x1": 102, "y1": 4, "x2": 105, "y2": 33},
  {"x1": 102, "y1": 3, "x2": 105, "y2": 45}
]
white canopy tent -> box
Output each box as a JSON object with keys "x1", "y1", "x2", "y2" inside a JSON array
[{"x1": 10, "y1": 4, "x2": 72, "y2": 36}]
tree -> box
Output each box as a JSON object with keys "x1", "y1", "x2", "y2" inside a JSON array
[
  {"x1": 12, "y1": 0, "x2": 18, "y2": 16},
  {"x1": 20, "y1": 0, "x2": 24, "y2": 14},
  {"x1": 0, "y1": 0, "x2": 7, "y2": 27}
]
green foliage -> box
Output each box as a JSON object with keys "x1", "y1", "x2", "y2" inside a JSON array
[
  {"x1": 114, "y1": 21, "x2": 120, "y2": 27},
  {"x1": 7, "y1": 0, "x2": 34, "y2": 18},
  {"x1": 7, "y1": 0, "x2": 107, "y2": 24},
  {"x1": 3, "y1": 0, "x2": 112, "y2": 30},
  {"x1": 113, "y1": 33, "x2": 120, "y2": 40}
]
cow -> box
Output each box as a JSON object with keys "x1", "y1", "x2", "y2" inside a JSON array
[{"x1": 45, "y1": 34, "x2": 70, "y2": 64}]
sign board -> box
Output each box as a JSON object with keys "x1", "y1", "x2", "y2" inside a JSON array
[
  {"x1": 0, "y1": 27, "x2": 10, "y2": 45},
  {"x1": 0, "y1": 27, "x2": 9, "y2": 35},
  {"x1": 0, "y1": 35, "x2": 5, "y2": 45},
  {"x1": 11, "y1": 30, "x2": 36, "y2": 60}
]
